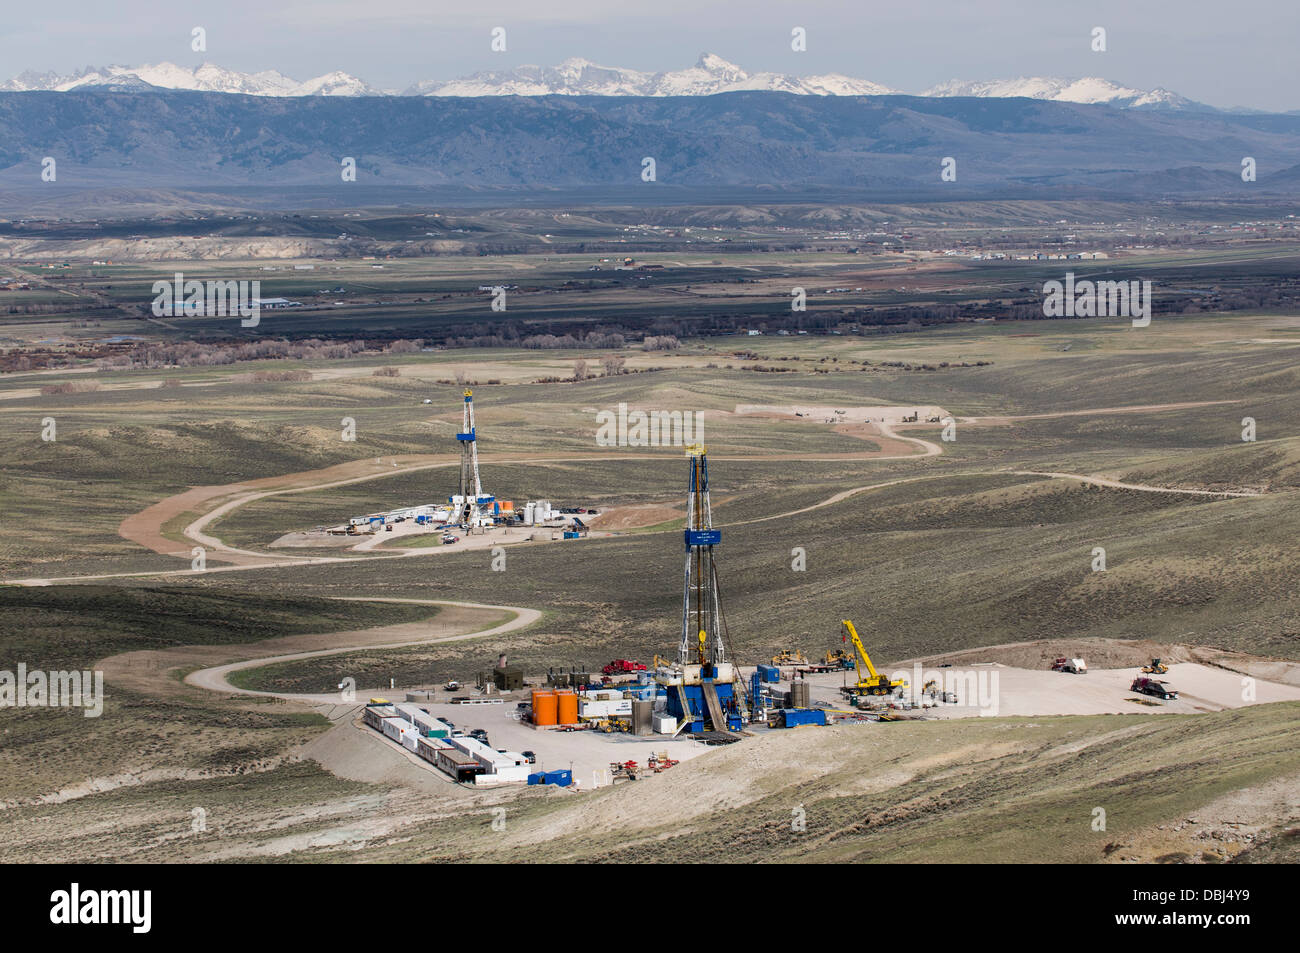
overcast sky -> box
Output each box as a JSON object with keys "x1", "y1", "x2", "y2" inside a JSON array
[{"x1": 2, "y1": 0, "x2": 1294, "y2": 110}]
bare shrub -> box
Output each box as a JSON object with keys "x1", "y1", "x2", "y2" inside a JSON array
[
  {"x1": 39, "y1": 380, "x2": 102, "y2": 395},
  {"x1": 244, "y1": 369, "x2": 312, "y2": 383}
]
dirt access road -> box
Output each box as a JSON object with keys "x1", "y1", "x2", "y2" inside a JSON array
[
  {"x1": 2, "y1": 399, "x2": 1263, "y2": 589},
  {"x1": 183, "y1": 598, "x2": 540, "y2": 703}
]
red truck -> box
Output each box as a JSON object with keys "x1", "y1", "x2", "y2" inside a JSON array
[{"x1": 601, "y1": 659, "x2": 647, "y2": 676}]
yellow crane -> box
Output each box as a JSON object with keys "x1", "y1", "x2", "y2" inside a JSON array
[{"x1": 841, "y1": 620, "x2": 905, "y2": 696}]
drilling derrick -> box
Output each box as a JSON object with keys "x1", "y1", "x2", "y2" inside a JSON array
[
  {"x1": 680, "y1": 444, "x2": 726, "y2": 666},
  {"x1": 452, "y1": 389, "x2": 493, "y2": 528},
  {"x1": 655, "y1": 443, "x2": 746, "y2": 734}
]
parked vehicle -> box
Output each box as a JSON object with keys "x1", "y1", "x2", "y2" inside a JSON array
[
  {"x1": 1051, "y1": 657, "x2": 1087, "y2": 674},
  {"x1": 522, "y1": 750, "x2": 537, "y2": 764},
  {"x1": 1131, "y1": 676, "x2": 1178, "y2": 700}
]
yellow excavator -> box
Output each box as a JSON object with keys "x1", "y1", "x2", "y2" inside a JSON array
[
  {"x1": 824, "y1": 648, "x2": 854, "y2": 670},
  {"x1": 841, "y1": 620, "x2": 905, "y2": 696},
  {"x1": 1142, "y1": 658, "x2": 1169, "y2": 675},
  {"x1": 772, "y1": 649, "x2": 807, "y2": 665}
]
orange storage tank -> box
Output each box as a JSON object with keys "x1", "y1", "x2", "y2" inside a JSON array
[
  {"x1": 500, "y1": 500, "x2": 514, "y2": 512},
  {"x1": 556, "y1": 689, "x2": 579, "y2": 725},
  {"x1": 532, "y1": 690, "x2": 557, "y2": 726}
]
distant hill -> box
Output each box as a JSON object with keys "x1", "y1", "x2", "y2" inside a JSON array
[{"x1": 0, "y1": 88, "x2": 1297, "y2": 196}]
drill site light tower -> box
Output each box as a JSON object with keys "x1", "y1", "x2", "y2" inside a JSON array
[
  {"x1": 656, "y1": 443, "x2": 746, "y2": 734},
  {"x1": 452, "y1": 389, "x2": 494, "y2": 528}
]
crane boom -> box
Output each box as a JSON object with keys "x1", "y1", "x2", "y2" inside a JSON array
[
  {"x1": 842, "y1": 620, "x2": 880, "y2": 678},
  {"x1": 840, "y1": 619, "x2": 903, "y2": 696}
]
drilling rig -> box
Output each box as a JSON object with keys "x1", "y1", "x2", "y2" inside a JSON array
[
  {"x1": 655, "y1": 444, "x2": 747, "y2": 734},
  {"x1": 451, "y1": 389, "x2": 495, "y2": 529}
]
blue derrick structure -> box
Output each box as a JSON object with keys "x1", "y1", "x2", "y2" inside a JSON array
[
  {"x1": 452, "y1": 389, "x2": 494, "y2": 525},
  {"x1": 662, "y1": 444, "x2": 746, "y2": 733}
]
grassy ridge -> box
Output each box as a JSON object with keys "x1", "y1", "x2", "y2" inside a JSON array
[{"x1": 0, "y1": 586, "x2": 441, "y2": 670}]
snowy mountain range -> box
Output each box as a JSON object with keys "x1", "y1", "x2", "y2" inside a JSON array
[
  {"x1": 403, "y1": 53, "x2": 899, "y2": 98},
  {"x1": 922, "y1": 76, "x2": 1193, "y2": 109},
  {"x1": 0, "y1": 62, "x2": 383, "y2": 97},
  {"x1": 0, "y1": 54, "x2": 1204, "y2": 109}
]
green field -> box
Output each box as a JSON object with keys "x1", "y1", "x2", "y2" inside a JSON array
[{"x1": 3, "y1": 228, "x2": 1300, "y2": 863}]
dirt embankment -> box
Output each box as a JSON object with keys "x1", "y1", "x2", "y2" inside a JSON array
[{"x1": 586, "y1": 503, "x2": 683, "y2": 530}]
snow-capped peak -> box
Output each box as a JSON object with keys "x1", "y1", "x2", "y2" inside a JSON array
[
  {"x1": 923, "y1": 76, "x2": 1194, "y2": 109},
  {"x1": 695, "y1": 52, "x2": 746, "y2": 78},
  {"x1": 0, "y1": 62, "x2": 381, "y2": 96},
  {"x1": 0, "y1": 57, "x2": 1199, "y2": 109}
]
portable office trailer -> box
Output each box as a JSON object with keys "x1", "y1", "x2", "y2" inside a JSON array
[
  {"x1": 450, "y1": 736, "x2": 506, "y2": 767},
  {"x1": 363, "y1": 704, "x2": 400, "y2": 730},
  {"x1": 474, "y1": 764, "x2": 530, "y2": 785},
  {"x1": 434, "y1": 747, "x2": 483, "y2": 782},
  {"x1": 394, "y1": 703, "x2": 444, "y2": 737},
  {"x1": 415, "y1": 736, "x2": 450, "y2": 765}
]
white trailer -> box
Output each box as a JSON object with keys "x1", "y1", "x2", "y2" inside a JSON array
[{"x1": 580, "y1": 699, "x2": 634, "y2": 719}]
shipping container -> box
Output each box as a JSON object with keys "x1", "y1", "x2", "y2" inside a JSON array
[{"x1": 780, "y1": 708, "x2": 828, "y2": 728}]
